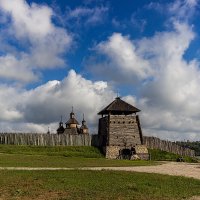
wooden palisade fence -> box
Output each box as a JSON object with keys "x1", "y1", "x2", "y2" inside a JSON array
[
  {"x1": 0, "y1": 133, "x2": 92, "y2": 146},
  {"x1": 0, "y1": 133, "x2": 195, "y2": 157},
  {"x1": 143, "y1": 136, "x2": 195, "y2": 157}
]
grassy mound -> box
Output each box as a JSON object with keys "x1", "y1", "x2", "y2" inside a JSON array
[
  {"x1": 0, "y1": 145, "x2": 156, "y2": 167},
  {"x1": 0, "y1": 145, "x2": 103, "y2": 158}
]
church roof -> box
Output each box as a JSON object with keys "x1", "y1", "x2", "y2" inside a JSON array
[
  {"x1": 98, "y1": 97, "x2": 140, "y2": 115},
  {"x1": 65, "y1": 110, "x2": 79, "y2": 125},
  {"x1": 81, "y1": 124, "x2": 88, "y2": 129},
  {"x1": 57, "y1": 126, "x2": 65, "y2": 133},
  {"x1": 66, "y1": 118, "x2": 79, "y2": 125}
]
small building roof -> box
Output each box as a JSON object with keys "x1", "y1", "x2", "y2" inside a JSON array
[
  {"x1": 81, "y1": 124, "x2": 88, "y2": 129},
  {"x1": 66, "y1": 117, "x2": 79, "y2": 125},
  {"x1": 66, "y1": 111, "x2": 79, "y2": 125},
  {"x1": 57, "y1": 126, "x2": 65, "y2": 133},
  {"x1": 98, "y1": 97, "x2": 140, "y2": 115}
]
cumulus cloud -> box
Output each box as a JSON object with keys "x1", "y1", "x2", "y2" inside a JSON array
[
  {"x1": 0, "y1": 121, "x2": 52, "y2": 133},
  {"x1": 0, "y1": 0, "x2": 72, "y2": 83},
  {"x1": 0, "y1": 55, "x2": 37, "y2": 82},
  {"x1": 0, "y1": 85, "x2": 23, "y2": 122},
  {"x1": 0, "y1": 70, "x2": 116, "y2": 133},
  {"x1": 22, "y1": 70, "x2": 115, "y2": 124},
  {"x1": 85, "y1": 0, "x2": 200, "y2": 140},
  {"x1": 0, "y1": 0, "x2": 200, "y2": 141},
  {"x1": 88, "y1": 33, "x2": 151, "y2": 83},
  {"x1": 0, "y1": 0, "x2": 53, "y2": 39},
  {"x1": 135, "y1": 21, "x2": 200, "y2": 141}
]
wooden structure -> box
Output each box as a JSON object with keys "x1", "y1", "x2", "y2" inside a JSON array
[
  {"x1": 143, "y1": 136, "x2": 195, "y2": 157},
  {"x1": 0, "y1": 133, "x2": 195, "y2": 157},
  {"x1": 98, "y1": 97, "x2": 149, "y2": 159},
  {"x1": 57, "y1": 116, "x2": 65, "y2": 134},
  {"x1": 80, "y1": 114, "x2": 89, "y2": 134},
  {"x1": 57, "y1": 109, "x2": 89, "y2": 135},
  {"x1": 0, "y1": 133, "x2": 91, "y2": 146}
]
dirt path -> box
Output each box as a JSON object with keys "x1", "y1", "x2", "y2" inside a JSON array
[
  {"x1": 85, "y1": 162, "x2": 200, "y2": 180},
  {"x1": 0, "y1": 162, "x2": 200, "y2": 180}
]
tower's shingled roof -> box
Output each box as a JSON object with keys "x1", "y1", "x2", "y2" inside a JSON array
[{"x1": 98, "y1": 97, "x2": 140, "y2": 115}]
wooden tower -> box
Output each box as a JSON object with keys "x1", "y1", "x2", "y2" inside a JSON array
[{"x1": 98, "y1": 97, "x2": 148, "y2": 159}]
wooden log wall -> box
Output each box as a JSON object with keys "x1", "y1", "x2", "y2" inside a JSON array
[
  {"x1": 109, "y1": 115, "x2": 141, "y2": 147},
  {"x1": 0, "y1": 133, "x2": 92, "y2": 146},
  {"x1": 143, "y1": 136, "x2": 195, "y2": 157},
  {"x1": 0, "y1": 133, "x2": 195, "y2": 157}
]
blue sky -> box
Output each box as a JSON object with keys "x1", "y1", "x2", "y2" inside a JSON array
[
  {"x1": 0, "y1": 0, "x2": 200, "y2": 141},
  {"x1": 26, "y1": 0, "x2": 200, "y2": 84}
]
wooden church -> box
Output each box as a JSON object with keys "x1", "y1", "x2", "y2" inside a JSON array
[
  {"x1": 57, "y1": 109, "x2": 89, "y2": 135},
  {"x1": 98, "y1": 97, "x2": 149, "y2": 159}
]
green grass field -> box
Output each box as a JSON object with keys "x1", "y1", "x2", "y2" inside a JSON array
[
  {"x1": 0, "y1": 145, "x2": 103, "y2": 157},
  {"x1": 0, "y1": 170, "x2": 200, "y2": 200},
  {"x1": 0, "y1": 145, "x2": 156, "y2": 167},
  {"x1": 0, "y1": 145, "x2": 196, "y2": 168},
  {"x1": 0, "y1": 154, "x2": 157, "y2": 167},
  {"x1": 0, "y1": 145, "x2": 199, "y2": 199}
]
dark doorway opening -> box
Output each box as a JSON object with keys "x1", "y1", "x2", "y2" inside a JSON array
[{"x1": 119, "y1": 148, "x2": 131, "y2": 159}]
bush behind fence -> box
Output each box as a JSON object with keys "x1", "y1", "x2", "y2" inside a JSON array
[{"x1": 0, "y1": 133, "x2": 195, "y2": 157}]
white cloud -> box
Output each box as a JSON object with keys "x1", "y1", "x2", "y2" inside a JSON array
[
  {"x1": 134, "y1": 21, "x2": 200, "y2": 141},
  {"x1": 0, "y1": 121, "x2": 51, "y2": 133},
  {"x1": 168, "y1": 0, "x2": 198, "y2": 21},
  {"x1": 87, "y1": 17, "x2": 200, "y2": 140},
  {"x1": 146, "y1": 0, "x2": 198, "y2": 22},
  {"x1": 22, "y1": 70, "x2": 115, "y2": 125},
  {"x1": 0, "y1": 0, "x2": 53, "y2": 39},
  {"x1": 0, "y1": 70, "x2": 116, "y2": 133},
  {"x1": 0, "y1": 0, "x2": 72, "y2": 83},
  {"x1": 0, "y1": 0, "x2": 200, "y2": 141},
  {"x1": 0, "y1": 85, "x2": 23, "y2": 122},
  {"x1": 66, "y1": 6, "x2": 108, "y2": 25},
  {"x1": 0, "y1": 54, "x2": 37, "y2": 82},
  {"x1": 138, "y1": 22, "x2": 197, "y2": 112},
  {"x1": 92, "y1": 33, "x2": 151, "y2": 83}
]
